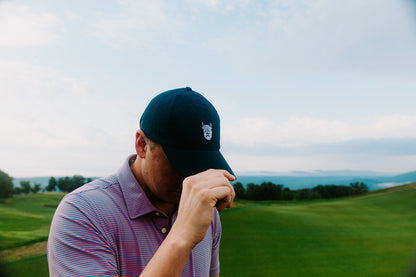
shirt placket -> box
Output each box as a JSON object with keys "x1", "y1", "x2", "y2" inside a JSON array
[{"x1": 151, "y1": 211, "x2": 170, "y2": 237}]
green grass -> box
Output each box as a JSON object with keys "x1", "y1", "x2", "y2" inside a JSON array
[
  {"x1": 0, "y1": 254, "x2": 48, "y2": 277},
  {"x1": 0, "y1": 192, "x2": 65, "y2": 250},
  {"x1": 1, "y1": 187, "x2": 416, "y2": 276},
  {"x1": 219, "y1": 186, "x2": 416, "y2": 277}
]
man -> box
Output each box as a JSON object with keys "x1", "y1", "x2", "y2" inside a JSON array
[{"x1": 47, "y1": 87, "x2": 236, "y2": 276}]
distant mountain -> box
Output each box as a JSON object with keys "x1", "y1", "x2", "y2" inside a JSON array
[
  {"x1": 310, "y1": 170, "x2": 398, "y2": 177},
  {"x1": 234, "y1": 170, "x2": 416, "y2": 191},
  {"x1": 385, "y1": 171, "x2": 416, "y2": 183},
  {"x1": 235, "y1": 170, "x2": 398, "y2": 177}
]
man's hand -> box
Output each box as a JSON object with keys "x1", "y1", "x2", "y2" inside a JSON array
[
  {"x1": 140, "y1": 169, "x2": 235, "y2": 277},
  {"x1": 173, "y1": 169, "x2": 236, "y2": 248}
]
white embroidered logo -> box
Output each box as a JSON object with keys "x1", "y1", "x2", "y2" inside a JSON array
[{"x1": 201, "y1": 122, "x2": 213, "y2": 140}]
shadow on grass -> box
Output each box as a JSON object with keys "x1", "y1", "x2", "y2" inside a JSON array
[{"x1": 0, "y1": 254, "x2": 48, "y2": 277}]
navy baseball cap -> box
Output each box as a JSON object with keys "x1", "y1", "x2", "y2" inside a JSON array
[{"x1": 140, "y1": 87, "x2": 234, "y2": 178}]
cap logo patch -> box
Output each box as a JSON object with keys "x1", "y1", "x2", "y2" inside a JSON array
[{"x1": 201, "y1": 122, "x2": 213, "y2": 141}]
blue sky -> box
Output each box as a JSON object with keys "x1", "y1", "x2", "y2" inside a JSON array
[{"x1": 1, "y1": 0, "x2": 416, "y2": 177}]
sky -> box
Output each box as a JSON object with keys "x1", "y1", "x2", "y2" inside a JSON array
[{"x1": 1, "y1": 0, "x2": 416, "y2": 177}]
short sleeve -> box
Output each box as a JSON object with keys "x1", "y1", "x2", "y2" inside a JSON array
[{"x1": 47, "y1": 194, "x2": 118, "y2": 277}]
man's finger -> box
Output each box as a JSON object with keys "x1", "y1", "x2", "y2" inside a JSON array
[
  {"x1": 222, "y1": 170, "x2": 236, "y2": 182},
  {"x1": 210, "y1": 186, "x2": 234, "y2": 211}
]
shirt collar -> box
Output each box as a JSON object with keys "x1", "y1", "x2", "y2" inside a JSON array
[{"x1": 117, "y1": 154, "x2": 158, "y2": 219}]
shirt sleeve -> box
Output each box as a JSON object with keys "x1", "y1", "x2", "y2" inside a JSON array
[
  {"x1": 210, "y1": 209, "x2": 222, "y2": 277},
  {"x1": 47, "y1": 194, "x2": 118, "y2": 277}
]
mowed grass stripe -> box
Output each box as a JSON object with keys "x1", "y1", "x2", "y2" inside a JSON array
[
  {"x1": 219, "y1": 187, "x2": 416, "y2": 277},
  {"x1": 0, "y1": 192, "x2": 65, "y2": 250},
  {"x1": 1, "y1": 241, "x2": 47, "y2": 262}
]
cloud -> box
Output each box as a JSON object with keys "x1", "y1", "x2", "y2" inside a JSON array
[
  {"x1": 222, "y1": 115, "x2": 416, "y2": 173},
  {"x1": 64, "y1": 11, "x2": 82, "y2": 22},
  {"x1": 0, "y1": 59, "x2": 135, "y2": 177},
  {"x1": 186, "y1": 0, "x2": 249, "y2": 9},
  {"x1": 0, "y1": 2, "x2": 62, "y2": 48},
  {"x1": 0, "y1": 59, "x2": 94, "y2": 148},
  {"x1": 92, "y1": 0, "x2": 178, "y2": 48},
  {"x1": 227, "y1": 152, "x2": 416, "y2": 173},
  {"x1": 223, "y1": 115, "x2": 416, "y2": 147},
  {"x1": 324, "y1": 137, "x2": 416, "y2": 156},
  {"x1": 187, "y1": 0, "x2": 220, "y2": 8},
  {"x1": 89, "y1": 0, "x2": 416, "y2": 76},
  {"x1": 225, "y1": 137, "x2": 416, "y2": 157},
  {"x1": 204, "y1": 0, "x2": 416, "y2": 75}
]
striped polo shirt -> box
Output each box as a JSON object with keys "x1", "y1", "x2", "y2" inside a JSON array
[{"x1": 47, "y1": 154, "x2": 221, "y2": 277}]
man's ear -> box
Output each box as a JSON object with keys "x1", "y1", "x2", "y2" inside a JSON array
[{"x1": 135, "y1": 130, "x2": 147, "y2": 158}]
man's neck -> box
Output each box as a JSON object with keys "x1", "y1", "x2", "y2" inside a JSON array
[{"x1": 130, "y1": 159, "x2": 178, "y2": 218}]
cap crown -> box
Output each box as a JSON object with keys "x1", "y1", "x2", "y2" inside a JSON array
[{"x1": 140, "y1": 87, "x2": 220, "y2": 151}]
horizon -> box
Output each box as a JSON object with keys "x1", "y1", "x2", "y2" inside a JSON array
[
  {"x1": 12, "y1": 170, "x2": 416, "y2": 192},
  {"x1": 1, "y1": 1, "x2": 416, "y2": 177},
  {"x1": 11, "y1": 168, "x2": 415, "y2": 179}
]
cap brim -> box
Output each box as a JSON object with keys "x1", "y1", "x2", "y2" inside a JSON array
[{"x1": 162, "y1": 146, "x2": 234, "y2": 178}]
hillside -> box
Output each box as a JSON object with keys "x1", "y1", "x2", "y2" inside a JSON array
[
  {"x1": 382, "y1": 170, "x2": 416, "y2": 183},
  {"x1": 1, "y1": 185, "x2": 416, "y2": 276},
  {"x1": 0, "y1": 192, "x2": 65, "y2": 250},
  {"x1": 220, "y1": 183, "x2": 416, "y2": 277},
  {"x1": 364, "y1": 182, "x2": 416, "y2": 196}
]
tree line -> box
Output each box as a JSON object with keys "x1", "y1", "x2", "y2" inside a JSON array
[
  {"x1": 0, "y1": 170, "x2": 14, "y2": 198},
  {"x1": 43, "y1": 175, "x2": 93, "y2": 193},
  {"x1": 13, "y1": 175, "x2": 93, "y2": 194},
  {"x1": 233, "y1": 181, "x2": 368, "y2": 201},
  {"x1": 0, "y1": 169, "x2": 94, "y2": 198},
  {"x1": 1, "y1": 168, "x2": 368, "y2": 201}
]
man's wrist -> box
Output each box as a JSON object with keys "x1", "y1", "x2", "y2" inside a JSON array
[{"x1": 167, "y1": 224, "x2": 197, "y2": 253}]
